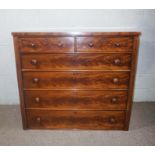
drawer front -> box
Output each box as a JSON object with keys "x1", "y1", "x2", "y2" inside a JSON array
[
  {"x1": 18, "y1": 37, "x2": 74, "y2": 53},
  {"x1": 23, "y1": 71, "x2": 130, "y2": 89},
  {"x1": 24, "y1": 90, "x2": 128, "y2": 110},
  {"x1": 26, "y1": 110, "x2": 125, "y2": 129},
  {"x1": 77, "y1": 37, "x2": 133, "y2": 52},
  {"x1": 21, "y1": 53, "x2": 132, "y2": 70}
]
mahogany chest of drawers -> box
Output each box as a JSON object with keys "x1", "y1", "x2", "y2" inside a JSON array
[{"x1": 12, "y1": 32, "x2": 140, "y2": 130}]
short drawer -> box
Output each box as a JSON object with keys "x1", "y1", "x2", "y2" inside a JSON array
[
  {"x1": 24, "y1": 90, "x2": 128, "y2": 110},
  {"x1": 21, "y1": 53, "x2": 132, "y2": 71},
  {"x1": 23, "y1": 71, "x2": 130, "y2": 89},
  {"x1": 76, "y1": 36, "x2": 133, "y2": 52},
  {"x1": 26, "y1": 110, "x2": 125, "y2": 129},
  {"x1": 18, "y1": 37, "x2": 74, "y2": 53}
]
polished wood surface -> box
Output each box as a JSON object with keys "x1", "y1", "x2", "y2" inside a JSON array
[
  {"x1": 18, "y1": 37, "x2": 74, "y2": 53},
  {"x1": 77, "y1": 37, "x2": 133, "y2": 52},
  {"x1": 124, "y1": 36, "x2": 140, "y2": 130},
  {"x1": 12, "y1": 32, "x2": 140, "y2": 130},
  {"x1": 24, "y1": 90, "x2": 128, "y2": 110},
  {"x1": 12, "y1": 32, "x2": 141, "y2": 37},
  {"x1": 23, "y1": 71, "x2": 130, "y2": 89},
  {"x1": 13, "y1": 36, "x2": 27, "y2": 129},
  {"x1": 21, "y1": 53, "x2": 131, "y2": 71},
  {"x1": 26, "y1": 109, "x2": 125, "y2": 130}
]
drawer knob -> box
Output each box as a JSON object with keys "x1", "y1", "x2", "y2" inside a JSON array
[
  {"x1": 36, "y1": 117, "x2": 41, "y2": 123},
  {"x1": 58, "y1": 42, "x2": 63, "y2": 47},
  {"x1": 115, "y1": 43, "x2": 121, "y2": 47},
  {"x1": 88, "y1": 42, "x2": 94, "y2": 47},
  {"x1": 114, "y1": 59, "x2": 121, "y2": 65},
  {"x1": 35, "y1": 97, "x2": 40, "y2": 103},
  {"x1": 111, "y1": 97, "x2": 117, "y2": 103},
  {"x1": 113, "y1": 78, "x2": 119, "y2": 84},
  {"x1": 33, "y1": 78, "x2": 39, "y2": 83},
  {"x1": 109, "y1": 117, "x2": 116, "y2": 123},
  {"x1": 31, "y1": 43, "x2": 36, "y2": 48},
  {"x1": 31, "y1": 59, "x2": 38, "y2": 65}
]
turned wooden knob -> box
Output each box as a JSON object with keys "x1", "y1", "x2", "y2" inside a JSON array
[
  {"x1": 109, "y1": 117, "x2": 116, "y2": 123},
  {"x1": 111, "y1": 97, "x2": 117, "y2": 103},
  {"x1": 114, "y1": 59, "x2": 121, "y2": 65},
  {"x1": 31, "y1": 43, "x2": 36, "y2": 48},
  {"x1": 36, "y1": 117, "x2": 41, "y2": 123},
  {"x1": 35, "y1": 97, "x2": 40, "y2": 103},
  {"x1": 33, "y1": 78, "x2": 39, "y2": 83},
  {"x1": 115, "y1": 43, "x2": 121, "y2": 47},
  {"x1": 113, "y1": 78, "x2": 119, "y2": 84},
  {"x1": 31, "y1": 59, "x2": 38, "y2": 65},
  {"x1": 58, "y1": 42, "x2": 63, "y2": 47},
  {"x1": 88, "y1": 42, "x2": 94, "y2": 47}
]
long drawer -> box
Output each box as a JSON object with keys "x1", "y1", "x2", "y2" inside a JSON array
[
  {"x1": 23, "y1": 71, "x2": 130, "y2": 89},
  {"x1": 21, "y1": 53, "x2": 132, "y2": 70},
  {"x1": 24, "y1": 90, "x2": 128, "y2": 110},
  {"x1": 26, "y1": 109, "x2": 125, "y2": 130}
]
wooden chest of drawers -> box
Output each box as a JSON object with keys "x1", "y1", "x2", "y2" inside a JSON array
[{"x1": 12, "y1": 32, "x2": 140, "y2": 130}]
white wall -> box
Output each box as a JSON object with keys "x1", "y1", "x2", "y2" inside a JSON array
[{"x1": 0, "y1": 9, "x2": 155, "y2": 104}]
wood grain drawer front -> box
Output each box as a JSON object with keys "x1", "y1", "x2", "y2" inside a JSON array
[
  {"x1": 26, "y1": 110, "x2": 125, "y2": 129},
  {"x1": 24, "y1": 90, "x2": 128, "y2": 110},
  {"x1": 18, "y1": 37, "x2": 74, "y2": 53},
  {"x1": 77, "y1": 37, "x2": 133, "y2": 52},
  {"x1": 12, "y1": 32, "x2": 140, "y2": 130},
  {"x1": 23, "y1": 71, "x2": 130, "y2": 89},
  {"x1": 21, "y1": 53, "x2": 132, "y2": 70}
]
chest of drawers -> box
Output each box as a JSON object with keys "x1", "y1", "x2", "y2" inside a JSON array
[{"x1": 12, "y1": 32, "x2": 140, "y2": 130}]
